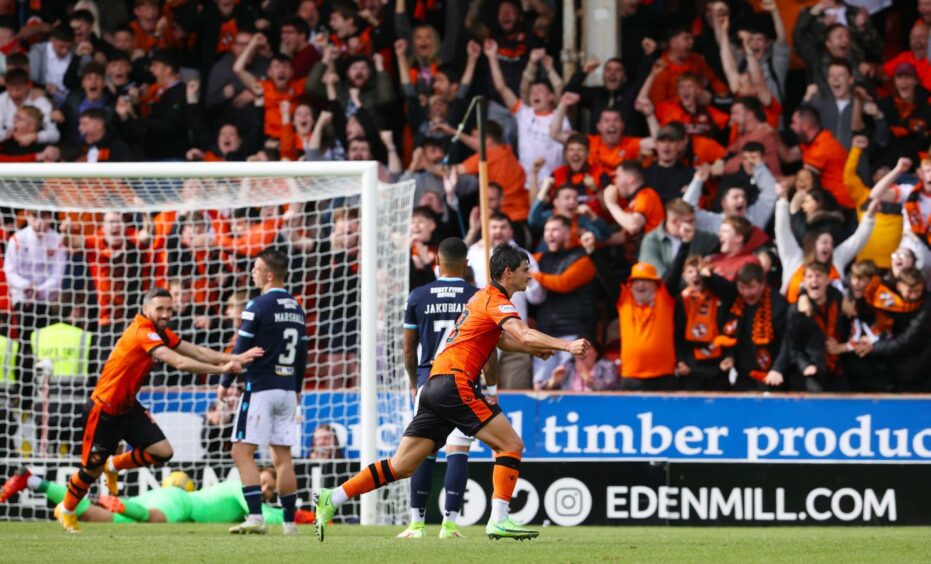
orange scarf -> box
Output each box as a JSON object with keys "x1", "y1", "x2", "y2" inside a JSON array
[
  {"x1": 867, "y1": 282, "x2": 924, "y2": 314},
  {"x1": 720, "y1": 288, "x2": 774, "y2": 382},
  {"x1": 811, "y1": 298, "x2": 840, "y2": 373}
]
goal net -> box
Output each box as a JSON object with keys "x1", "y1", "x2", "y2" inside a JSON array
[{"x1": 0, "y1": 162, "x2": 414, "y2": 525}]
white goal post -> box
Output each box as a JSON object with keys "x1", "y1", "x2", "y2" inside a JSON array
[{"x1": 0, "y1": 161, "x2": 414, "y2": 525}]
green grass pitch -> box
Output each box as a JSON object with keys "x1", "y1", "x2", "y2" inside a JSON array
[{"x1": 3, "y1": 523, "x2": 931, "y2": 563}]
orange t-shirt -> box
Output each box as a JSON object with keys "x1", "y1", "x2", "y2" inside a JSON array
[
  {"x1": 430, "y1": 283, "x2": 519, "y2": 384},
  {"x1": 85, "y1": 234, "x2": 151, "y2": 327},
  {"x1": 92, "y1": 314, "x2": 182, "y2": 415},
  {"x1": 461, "y1": 144, "x2": 529, "y2": 221},
  {"x1": 588, "y1": 135, "x2": 642, "y2": 180},
  {"x1": 800, "y1": 129, "x2": 853, "y2": 208},
  {"x1": 215, "y1": 217, "x2": 282, "y2": 258},
  {"x1": 617, "y1": 284, "x2": 676, "y2": 378},
  {"x1": 648, "y1": 52, "x2": 730, "y2": 105},
  {"x1": 655, "y1": 100, "x2": 729, "y2": 137},
  {"x1": 261, "y1": 78, "x2": 308, "y2": 139},
  {"x1": 621, "y1": 187, "x2": 665, "y2": 234},
  {"x1": 691, "y1": 135, "x2": 728, "y2": 166}
]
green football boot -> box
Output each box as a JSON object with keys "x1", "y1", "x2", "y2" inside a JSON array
[
  {"x1": 485, "y1": 517, "x2": 539, "y2": 541},
  {"x1": 313, "y1": 488, "x2": 336, "y2": 542}
]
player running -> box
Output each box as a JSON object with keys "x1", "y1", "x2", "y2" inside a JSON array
[
  {"x1": 397, "y1": 238, "x2": 481, "y2": 540},
  {"x1": 55, "y1": 287, "x2": 263, "y2": 533},
  {"x1": 314, "y1": 243, "x2": 591, "y2": 542},
  {"x1": 219, "y1": 248, "x2": 307, "y2": 536}
]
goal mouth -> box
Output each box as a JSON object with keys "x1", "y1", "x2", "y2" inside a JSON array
[
  {"x1": 0, "y1": 162, "x2": 380, "y2": 213},
  {"x1": 0, "y1": 161, "x2": 414, "y2": 525}
]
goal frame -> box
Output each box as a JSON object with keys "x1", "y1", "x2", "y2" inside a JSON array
[{"x1": 0, "y1": 161, "x2": 385, "y2": 525}]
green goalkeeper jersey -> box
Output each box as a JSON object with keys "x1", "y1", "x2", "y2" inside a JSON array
[
  {"x1": 188, "y1": 479, "x2": 283, "y2": 524},
  {"x1": 112, "y1": 487, "x2": 192, "y2": 523}
]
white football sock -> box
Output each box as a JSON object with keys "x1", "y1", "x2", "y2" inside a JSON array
[
  {"x1": 331, "y1": 486, "x2": 349, "y2": 507},
  {"x1": 443, "y1": 510, "x2": 459, "y2": 523},
  {"x1": 490, "y1": 498, "x2": 509, "y2": 522},
  {"x1": 410, "y1": 507, "x2": 425, "y2": 524}
]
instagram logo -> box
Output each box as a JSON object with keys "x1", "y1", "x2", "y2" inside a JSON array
[
  {"x1": 544, "y1": 478, "x2": 592, "y2": 526},
  {"x1": 554, "y1": 487, "x2": 583, "y2": 516}
]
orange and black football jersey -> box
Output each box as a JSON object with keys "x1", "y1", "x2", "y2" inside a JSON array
[{"x1": 430, "y1": 283, "x2": 519, "y2": 384}]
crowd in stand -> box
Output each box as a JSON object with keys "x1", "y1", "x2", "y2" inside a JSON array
[{"x1": 0, "y1": 0, "x2": 930, "y2": 403}]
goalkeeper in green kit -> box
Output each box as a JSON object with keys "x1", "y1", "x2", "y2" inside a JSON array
[{"x1": 1, "y1": 466, "x2": 312, "y2": 524}]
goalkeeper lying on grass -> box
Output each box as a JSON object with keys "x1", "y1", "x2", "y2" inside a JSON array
[{"x1": 1, "y1": 467, "x2": 312, "y2": 525}]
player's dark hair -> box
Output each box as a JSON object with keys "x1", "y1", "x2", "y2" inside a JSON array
[
  {"x1": 438, "y1": 237, "x2": 468, "y2": 265},
  {"x1": 489, "y1": 210, "x2": 511, "y2": 223},
  {"x1": 5, "y1": 52, "x2": 28, "y2": 70},
  {"x1": 530, "y1": 79, "x2": 554, "y2": 93},
  {"x1": 144, "y1": 287, "x2": 172, "y2": 304},
  {"x1": 411, "y1": 205, "x2": 437, "y2": 222},
  {"x1": 4, "y1": 68, "x2": 28, "y2": 86},
  {"x1": 258, "y1": 247, "x2": 289, "y2": 281},
  {"x1": 71, "y1": 9, "x2": 96, "y2": 25},
  {"x1": 565, "y1": 133, "x2": 589, "y2": 149},
  {"x1": 898, "y1": 266, "x2": 925, "y2": 288},
  {"x1": 742, "y1": 141, "x2": 765, "y2": 155},
  {"x1": 804, "y1": 260, "x2": 831, "y2": 276},
  {"x1": 794, "y1": 104, "x2": 822, "y2": 129},
  {"x1": 489, "y1": 243, "x2": 529, "y2": 282},
  {"x1": 545, "y1": 214, "x2": 572, "y2": 229},
  {"x1": 736, "y1": 262, "x2": 765, "y2": 285},
  {"x1": 51, "y1": 24, "x2": 75, "y2": 43},
  {"x1": 734, "y1": 96, "x2": 766, "y2": 123},
  {"x1": 282, "y1": 16, "x2": 310, "y2": 37},
  {"x1": 484, "y1": 120, "x2": 504, "y2": 144},
  {"x1": 436, "y1": 64, "x2": 461, "y2": 85},
  {"x1": 620, "y1": 160, "x2": 644, "y2": 185}
]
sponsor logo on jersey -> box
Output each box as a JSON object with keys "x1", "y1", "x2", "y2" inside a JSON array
[
  {"x1": 277, "y1": 298, "x2": 299, "y2": 309},
  {"x1": 498, "y1": 305, "x2": 518, "y2": 313},
  {"x1": 148, "y1": 332, "x2": 161, "y2": 341},
  {"x1": 276, "y1": 365, "x2": 295, "y2": 376},
  {"x1": 241, "y1": 311, "x2": 255, "y2": 321}
]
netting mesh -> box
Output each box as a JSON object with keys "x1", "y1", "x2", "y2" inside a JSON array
[{"x1": 0, "y1": 166, "x2": 414, "y2": 524}]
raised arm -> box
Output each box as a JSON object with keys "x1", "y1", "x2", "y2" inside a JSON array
[
  {"x1": 484, "y1": 39, "x2": 519, "y2": 109},
  {"x1": 870, "y1": 157, "x2": 910, "y2": 201},
  {"x1": 716, "y1": 16, "x2": 741, "y2": 94},
  {"x1": 541, "y1": 53, "x2": 564, "y2": 95},
  {"x1": 763, "y1": 0, "x2": 786, "y2": 43},
  {"x1": 519, "y1": 48, "x2": 543, "y2": 102},
  {"x1": 774, "y1": 182, "x2": 803, "y2": 286},
  {"x1": 835, "y1": 200, "x2": 877, "y2": 269},
  {"x1": 743, "y1": 37, "x2": 773, "y2": 106},
  {"x1": 461, "y1": 40, "x2": 481, "y2": 89},
  {"x1": 636, "y1": 58, "x2": 667, "y2": 108},
  {"x1": 603, "y1": 183, "x2": 646, "y2": 234},
  {"x1": 550, "y1": 92, "x2": 578, "y2": 144},
  {"x1": 233, "y1": 33, "x2": 263, "y2": 93},
  {"x1": 747, "y1": 160, "x2": 778, "y2": 228},
  {"x1": 380, "y1": 130, "x2": 402, "y2": 175}
]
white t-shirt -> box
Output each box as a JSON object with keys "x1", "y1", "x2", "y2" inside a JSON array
[{"x1": 513, "y1": 101, "x2": 570, "y2": 189}]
